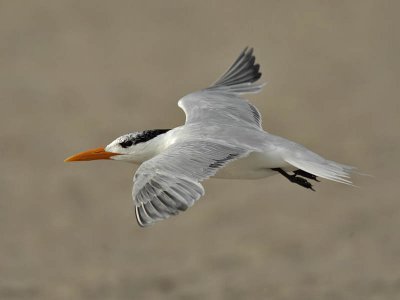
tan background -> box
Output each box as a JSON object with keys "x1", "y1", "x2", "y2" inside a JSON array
[{"x1": 1, "y1": 1, "x2": 399, "y2": 299}]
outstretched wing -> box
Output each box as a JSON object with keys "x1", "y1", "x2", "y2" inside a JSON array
[
  {"x1": 132, "y1": 141, "x2": 249, "y2": 227},
  {"x1": 178, "y1": 47, "x2": 265, "y2": 129}
]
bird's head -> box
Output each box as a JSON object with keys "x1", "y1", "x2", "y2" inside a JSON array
[{"x1": 64, "y1": 129, "x2": 170, "y2": 164}]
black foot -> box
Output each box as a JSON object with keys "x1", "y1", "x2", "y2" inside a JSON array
[
  {"x1": 294, "y1": 169, "x2": 320, "y2": 182},
  {"x1": 290, "y1": 175, "x2": 315, "y2": 191},
  {"x1": 272, "y1": 168, "x2": 315, "y2": 191}
]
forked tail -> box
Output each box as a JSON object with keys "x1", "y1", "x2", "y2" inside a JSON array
[{"x1": 284, "y1": 156, "x2": 355, "y2": 185}]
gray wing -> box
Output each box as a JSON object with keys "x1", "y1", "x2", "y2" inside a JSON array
[
  {"x1": 132, "y1": 140, "x2": 249, "y2": 227},
  {"x1": 178, "y1": 47, "x2": 265, "y2": 129}
]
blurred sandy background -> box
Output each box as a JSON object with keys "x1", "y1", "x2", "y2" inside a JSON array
[{"x1": 1, "y1": 1, "x2": 399, "y2": 299}]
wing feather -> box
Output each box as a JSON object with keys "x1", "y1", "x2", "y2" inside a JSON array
[
  {"x1": 211, "y1": 47, "x2": 262, "y2": 93},
  {"x1": 178, "y1": 91, "x2": 263, "y2": 129},
  {"x1": 178, "y1": 47, "x2": 265, "y2": 129},
  {"x1": 132, "y1": 141, "x2": 249, "y2": 227}
]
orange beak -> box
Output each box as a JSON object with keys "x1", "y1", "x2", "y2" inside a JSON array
[{"x1": 64, "y1": 147, "x2": 120, "y2": 162}]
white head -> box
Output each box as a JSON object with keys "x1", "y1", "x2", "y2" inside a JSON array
[{"x1": 65, "y1": 129, "x2": 170, "y2": 164}]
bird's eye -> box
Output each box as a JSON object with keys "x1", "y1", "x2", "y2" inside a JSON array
[{"x1": 120, "y1": 140, "x2": 133, "y2": 148}]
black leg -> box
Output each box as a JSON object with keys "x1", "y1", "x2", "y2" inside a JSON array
[
  {"x1": 272, "y1": 168, "x2": 315, "y2": 191},
  {"x1": 293, "y1": 169, "x2": 320, "y2": 182}
]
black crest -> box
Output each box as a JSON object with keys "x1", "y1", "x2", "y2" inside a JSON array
[{"x1": 120, "y1": 129, "x2": 170, "y2": 148}]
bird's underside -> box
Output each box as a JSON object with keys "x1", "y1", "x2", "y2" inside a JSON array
[
  {"x1": 65, "y1": 47, "x2": 355, "y2": 227},
  {"x1": 207, "y1": 150, "x2": 320, "y2": 191}
]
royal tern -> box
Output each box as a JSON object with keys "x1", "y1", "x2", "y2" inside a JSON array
[{"x1": 65, "y1": 48, "x2": 354, "y2": 227}]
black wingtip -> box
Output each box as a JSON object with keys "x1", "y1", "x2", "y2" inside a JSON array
[
  {"x1": 211, "y1": 47, "x2": 262, "y2": 88},
  {"x1": 253, "y1": 63, "x2": 262, "y2": 82}
]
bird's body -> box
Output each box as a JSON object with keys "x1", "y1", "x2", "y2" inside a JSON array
[
  {"x1": 65, "y1": 48, "x2": 354, "y2": 227},
  {"x1": 122, "y1": 125, "x2": 294, "y2": 179}
]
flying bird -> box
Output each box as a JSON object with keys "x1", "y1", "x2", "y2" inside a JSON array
[{"x1": 65, "y1": 48, "x2": 354, "y2": 227}]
